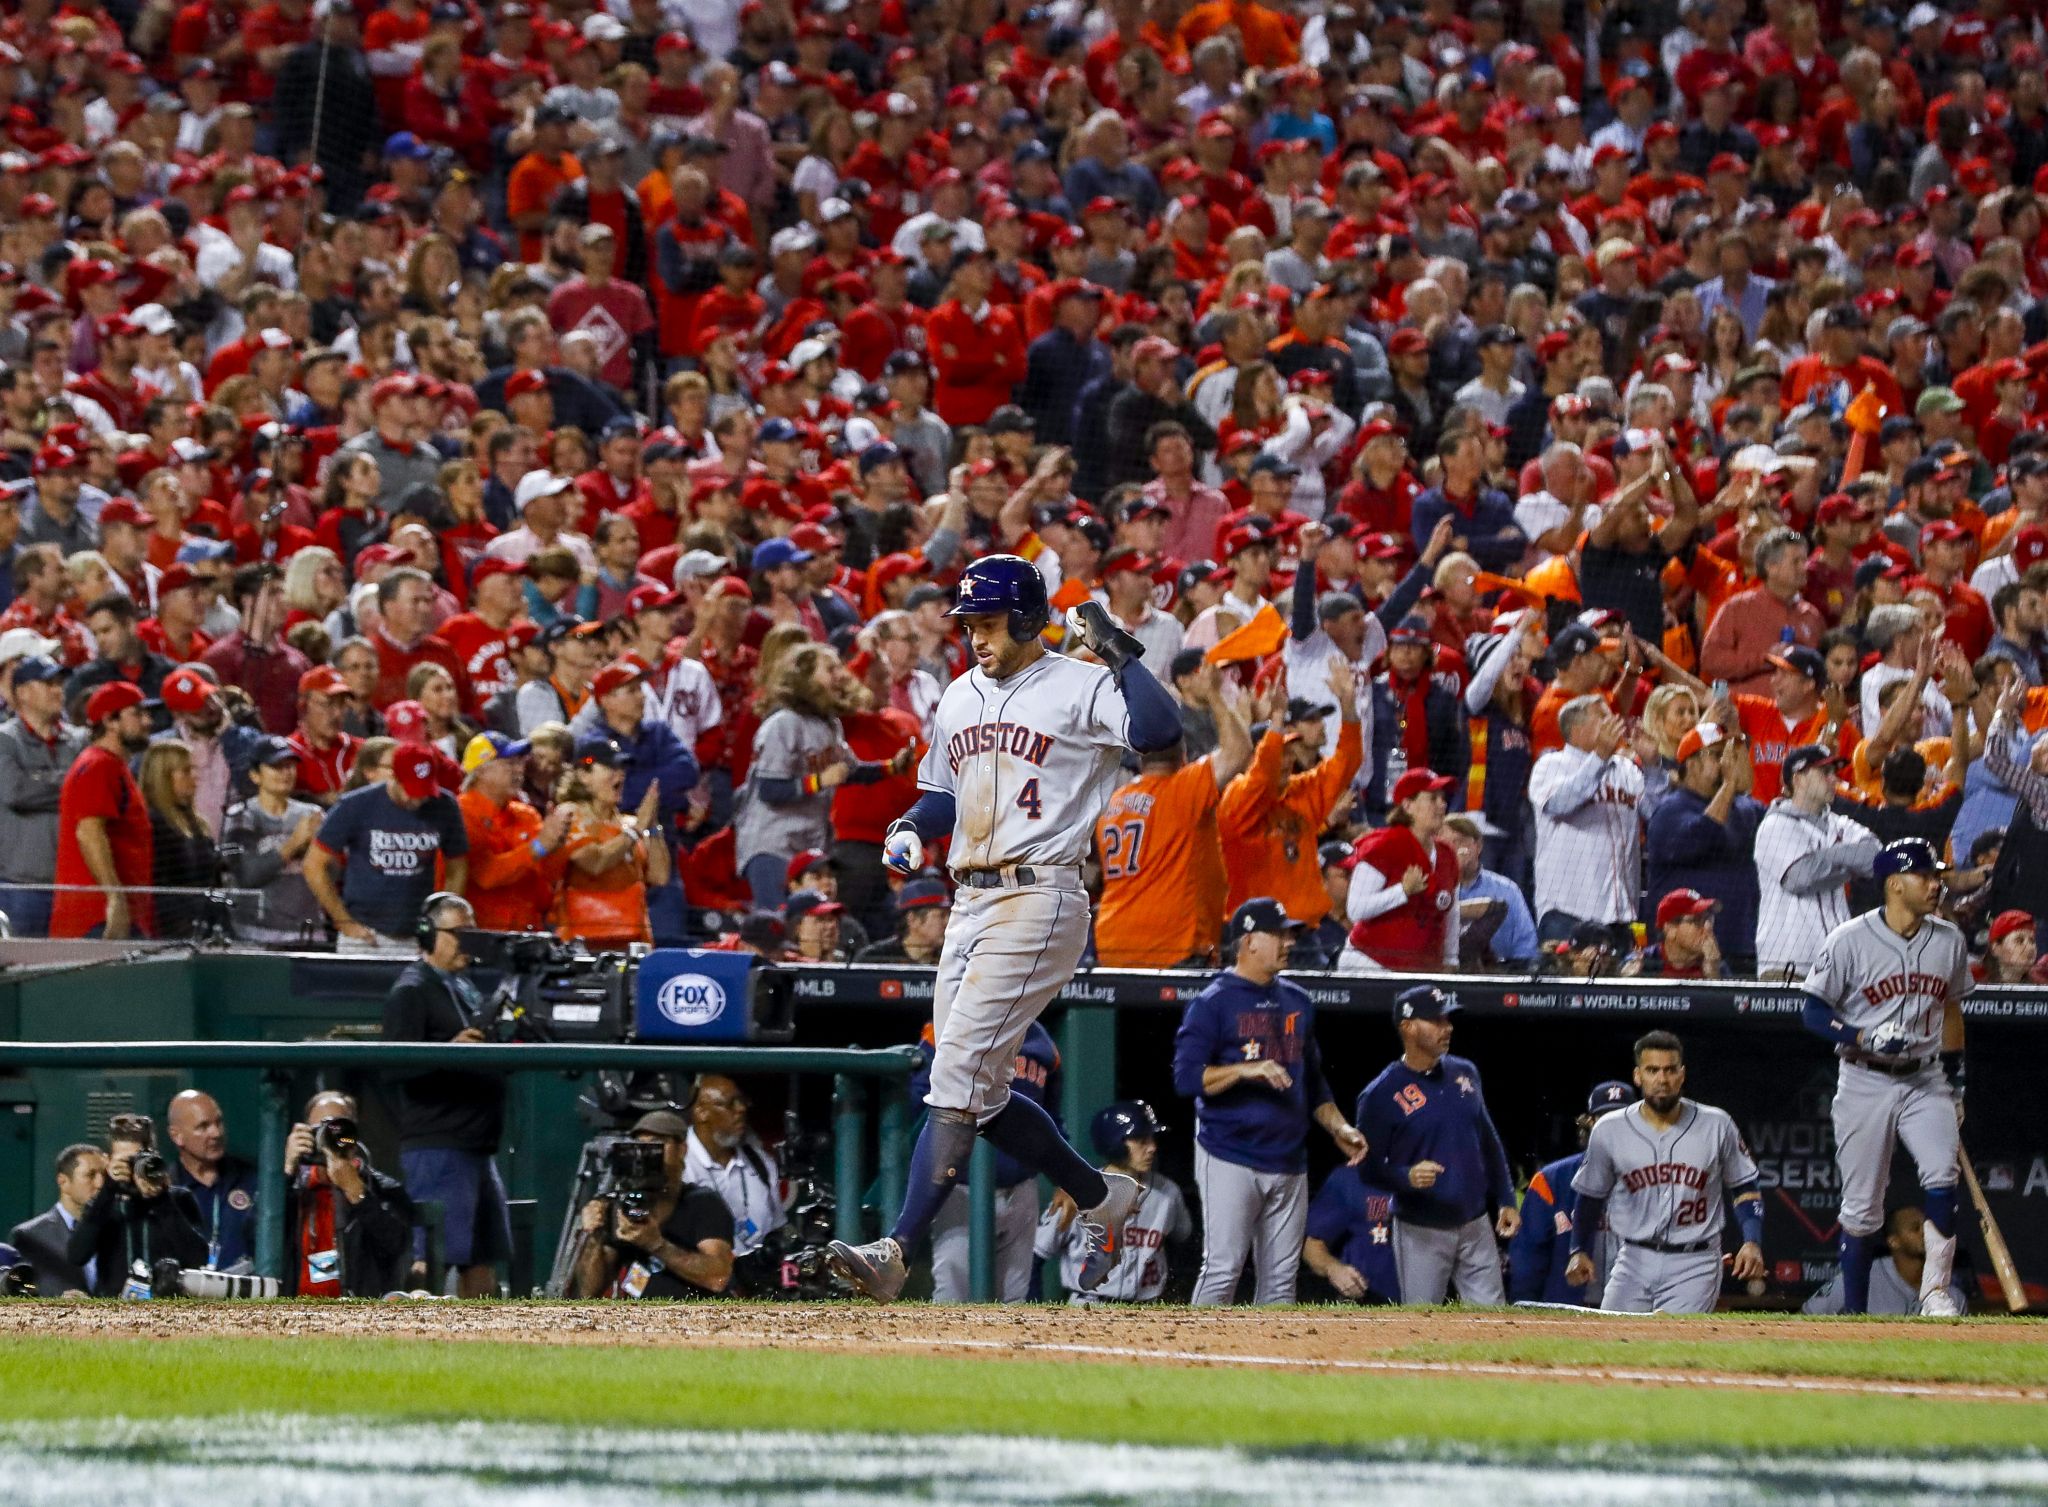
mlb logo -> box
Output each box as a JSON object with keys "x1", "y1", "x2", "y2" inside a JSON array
[{"x1": 1984, "y1": 1163, "x2": 2016, "y2": 1194}]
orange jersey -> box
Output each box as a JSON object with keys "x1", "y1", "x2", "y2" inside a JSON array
[
  {"x1": 1093, "y1": 758, "x2": 1228, "y2": 968},
  {"x1": 1217, "y1": 719, "x2": 1363, "y2": 920},
  {"x1": 1846, "y1": 735, "x2": 1951, "y2": 805},
  {"x1": 458, "y1": 789, "x2": 565, "y2": 933},
  {"x1": 1728, "y1": 694, "x2": 1860, "y2": 805}
]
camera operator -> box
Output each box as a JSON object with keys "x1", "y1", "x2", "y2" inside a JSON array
[
  {"x1": 567, "y1": 1109, "x2": 735, "y2": 1300},
  {"x1": 381, "y1": 891, "x2": 510, "y2": 1297},
  {"x1": 682, "y1": 1075, "x2": 787, "y2": 1294},
  {"x1": 282, "y1": 1091, "x2": 415, "y2": 1297},
  {"x1": 65, "y1": 1113, "x2": 207, "y2": 1296}
]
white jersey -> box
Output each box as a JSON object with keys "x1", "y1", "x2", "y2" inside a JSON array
[
  {"x1": 1573, "y1": 1100, "x2": 1758, "y2": 1246},
  {"x1": 1801, "y1": 910, "x2": 1973, "y2": 1057},
  {"x1": 1751, "y1": 803, "x2": 1880, "y2": 976},
  {"x1": 1528, "y1": 745, "x2": 1645, "y2": 924},
  {"x1": 920, "y1": 650, "x2": 1134, "y2": 870},
  {"x1": 1034, "y1": 1172, "x2": 1192, "y2": 1302}
]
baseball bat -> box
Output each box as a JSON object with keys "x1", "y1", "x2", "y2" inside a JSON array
[{"x1": 1958, "y1": 1148, "x2": 2029, "y2": 1314}]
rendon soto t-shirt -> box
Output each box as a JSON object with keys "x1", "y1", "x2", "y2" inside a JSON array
[{"x1": 315, "y1": 783, "x2": 469, "y2": 939}]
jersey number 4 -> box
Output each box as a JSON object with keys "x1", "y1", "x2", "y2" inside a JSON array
[
  {"x1": 1015, "y1": 778, "x2": 1043, "y2": 820},
  {"x1": 1100, "y1": 818, "x2": 1146, "y2": 877}
]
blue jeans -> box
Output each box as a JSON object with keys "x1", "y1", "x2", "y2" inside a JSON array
[
  {"x1": 0, "y1": 884, "x2": 51, "y2": 938},
  {"x1": 401, "y1": 1148, "x2": 511, "y2": 1269}
]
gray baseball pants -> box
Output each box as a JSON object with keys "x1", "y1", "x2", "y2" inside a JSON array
[
  {"x1": 1600, "y1": 1244, "x2": 1723, "y2": 1313},
  {"x1": 1832, "y1": 1060, "x2": 1958, "y2": 1238},
  {"x1": 930, "y1": 1181, "x2": 1039, "y2": 1303},
  {"x1": 1190, "y1": 1144, "x2": 1307, "y2": 1306},
  {"x1": 1393, "y1": 1214, "x2": 1507, "y2": 1305}
]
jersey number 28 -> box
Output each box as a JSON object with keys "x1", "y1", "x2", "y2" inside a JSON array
[{"x1": 1100, "y1": 818, "x2": 1147, "y2": 878}]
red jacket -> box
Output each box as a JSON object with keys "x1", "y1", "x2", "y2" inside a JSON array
[
  {"x1": 1345, "y1": 824, "x2": 1459, "y2": 972},
  {"x1": 927, "y1": 300, "x2": 1024, "y2": 427}
]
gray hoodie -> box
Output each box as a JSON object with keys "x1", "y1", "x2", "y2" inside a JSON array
[{"x1": 0, "y1": 714, "x2": 88, "y2": 885}]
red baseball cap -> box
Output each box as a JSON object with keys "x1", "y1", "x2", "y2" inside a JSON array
[
  {"x1": 2016, "y1": 527, "x2": 2048, "y2": 570},
  {"x1": 97, "y1": 496, "x2": 150, "y2": 529},
  {"x1": 299, "y1": 666, "x2": 350, "y2": 699},
  {"x1": 159, "y1": 665, "x2": 218, "y2": 715},
  {"x1": 384, "y1": 699, "x2": 429, "y2": 745},
  {"x1": 1990, "y1": 909, "x2": 2035, "y2": 944},
  {"x1": 390, "y1": 744, "x2": 439, "y2": 800},
  {"x1": 625, "y1": 584, "x2": 682, "y2": 616},
  {"x1": 505, "y1": 369, "x2": 550, "y2": 399},
  {"x1": 1655, "y1": 887, "x2": 1720, "y2": 929},
  {"x1": 1920, "y1": 519, "x2": 1968, "y2": 548},
  {"x1": 591, "y1": 658, "x2": 648, "y2": 699},
  {"x1": 470, "y1": 556, "x2": 528, "y2": 587},
  {"x1": 1390, "y1": 768, "x2": 1457, "y2": 805},
  {"x1": 84, "y1": 680, "x2": 146, "y2": 726},
  {"x1": 1386, "y1": 327, "x2": 1428, "y2": 355}
]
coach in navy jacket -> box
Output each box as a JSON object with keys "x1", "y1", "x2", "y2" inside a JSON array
[
  {"x1": 1643, "y1": 723, "x2": 1765, "y2": 963},
  {"x1": 1172, "y1": 898, "x2": 1368, "y2": 1305},
  {"x1": 1357, "y1": 984, "x2": 1517, "y2": 1305}
]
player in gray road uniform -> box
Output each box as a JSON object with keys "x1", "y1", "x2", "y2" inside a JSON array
[
  {"x1": 1568, "y1": 1031, "x2": 1765, "y2": 1313},
  {"x1": 827, "y1": 553, "x2": 1186, "y2": 1302},
  {"x1": 1798, "y1": 837, "x2": 1971, "y2": 1317}
]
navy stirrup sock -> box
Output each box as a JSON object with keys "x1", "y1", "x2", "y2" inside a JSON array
[
  {"x1": 1839, "y1": 1231, "x2": 1879, "y2": 1313},
  {"x1": 980, "y1": 1096, "x2": 1110, "y2": 1211}
]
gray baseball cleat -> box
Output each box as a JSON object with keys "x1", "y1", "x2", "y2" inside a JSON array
[
  {"x1": 826, "y1": 1236, "x2": 908, "y2": 1302},
  {"x1": 1075, "y1": 1172, "x2": 1144, "y2": 1292}
]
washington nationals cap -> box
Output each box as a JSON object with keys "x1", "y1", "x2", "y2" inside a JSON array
[
  {"x1": 1654, "y1": 887, "x2": 1719, "y2": 929},
  {"x1": 1394, "y1": 984, "x2": 1459, "y2": 1023},
  {"x1": 1990, "y1": 909, "x2": 2035, "y2": 944},
  {"x1": 390, "y1": 745, "x2": 440, "y2": 800},
  {"x1": 1872, "y1": 837, "x2": 1946, "y2": 878},
  {"x1": 894, "y1": 878, "x2": 952, "y2": 911},
  {"x1": 1586, "y1": 1081, "x2": 1638, "y2": 1118},
  {"x1": 1229, "y1": 896, "x2": 1303, "y2": 937}
]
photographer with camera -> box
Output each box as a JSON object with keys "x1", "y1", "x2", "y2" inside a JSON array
[
  {"x1": 382, "y1": 891, "x2": 511, "y2": 1297},
  {"x1": 64, "y1": 1113, "x2": 207, "y2": 1296},
  {"x1": 682, "y1": 1075, "x2": 788, "y2": 1294},
  {"x1": 567, "y1": 1109, "x2": 735, "y2": 1300},
  {"x1": 282, "y1": 1091, "x2": 415, "y2": 1297}
]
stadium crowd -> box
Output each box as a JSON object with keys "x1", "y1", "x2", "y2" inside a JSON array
[{"x1": 1, "y1": 0, "x2": 2047, "y2": 983}]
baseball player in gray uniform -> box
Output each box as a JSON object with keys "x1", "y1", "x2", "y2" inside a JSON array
[
  {"x1": 1035, "y1": 1100, "x2": 1194, "y2": 1304},
  {"x1": 1799, "y1": 837, "x2": 1971, "y2": 1317},
  {"x1": 1568, "y1": 1031, "x2": 1765, "y2": 1313},
  {"x1": 827, "y1": 556, "x2": 1186, "y2": 1301},
  {"x1": 1751, "y1": 744, "x2": 1881, "y2": 979}
]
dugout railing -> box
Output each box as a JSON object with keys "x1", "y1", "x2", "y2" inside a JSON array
[{"x1": 1, "y1": 949, "x2": 2043, "y2": 1304}]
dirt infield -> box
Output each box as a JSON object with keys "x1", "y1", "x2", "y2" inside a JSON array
[{"x1": 5, "y1": 1303, "x2": 2043, "y2": 1402}]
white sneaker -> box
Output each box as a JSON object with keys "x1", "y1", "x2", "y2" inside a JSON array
[{"x1": 1918, "y1": 1288, "x2": 1963, "y2": 1318}]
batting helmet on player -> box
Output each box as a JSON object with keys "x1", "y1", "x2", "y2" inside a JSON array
[
  {"x1": 1090, "y1": 1099, "x2": 1166, "y2": 1161},
  {"x1": 1872, "y1": 836, "x2": 1945, "y2": 879},
  {"x1": 948, "y1": 553, "x2": 1050, "y2": 643}
]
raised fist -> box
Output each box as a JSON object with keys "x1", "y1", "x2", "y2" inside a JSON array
[{"x1": 883, "y1": 825, "x2": 925, "y2": 876}]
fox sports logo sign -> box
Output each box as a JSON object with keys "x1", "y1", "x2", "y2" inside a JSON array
[{"x1": 658, "y1": 973, "x2": 727, "y2": 1028}]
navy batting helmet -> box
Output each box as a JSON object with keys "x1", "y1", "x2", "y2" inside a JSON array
[
  {"x1": 1872, "y1": 836, "x2": 1944, "y2": 880},
  {"x1": 948, "y1": 553, "x2": 1049, "y2": 644},
  {"x1": 1090, "y1": 1099, "x2": 1165, "y2": 1161}
]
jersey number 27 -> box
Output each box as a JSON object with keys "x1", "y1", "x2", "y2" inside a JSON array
[{"x1": 1100, "y1": 818, "x2": 1147, "y2": 878}]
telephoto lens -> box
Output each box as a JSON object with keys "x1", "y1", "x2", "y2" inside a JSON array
[
  {"x1": 314, "y1": 1117, "x2": 360, "y2": 1158},
  {"x1": 131, "y1": 1151, "x2": 167, "y2": 1182}
]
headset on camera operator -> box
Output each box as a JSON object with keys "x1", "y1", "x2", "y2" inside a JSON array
[
  {"x1": 381, "y1": 891, "x2": 511, "y2": 1298},
  {"x1": 567, "y1": 1109, "x2": 735, "y2": 1300},
  {"x1": 682, "y1": 1075, "x2": 787, "y2": 1290},
  {"x1": 64, "y1": 1113, "x2": 207, "y2": 1297},
  {"x1": 283, "y1": 1091, "x2": 415, "y2": 1297}
]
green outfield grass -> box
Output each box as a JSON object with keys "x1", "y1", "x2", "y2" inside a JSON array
[{"x1": 4, "y1": 1316, "x2": 2046, "y2": 1455}]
